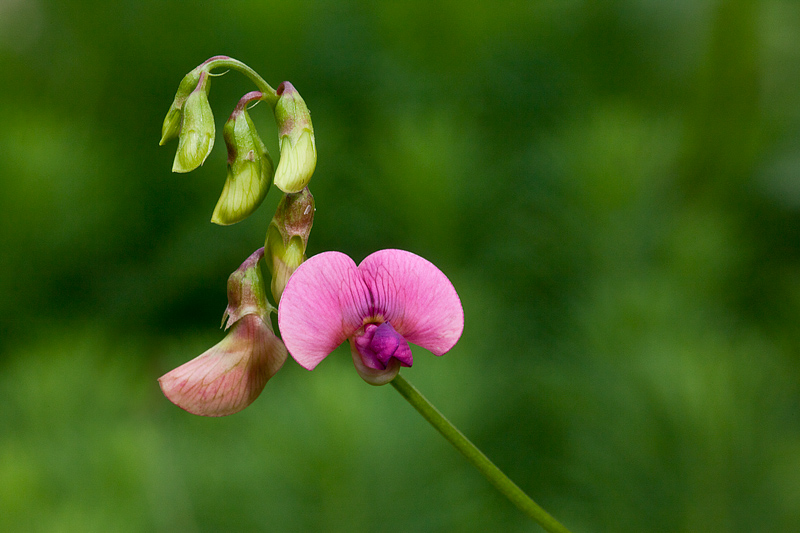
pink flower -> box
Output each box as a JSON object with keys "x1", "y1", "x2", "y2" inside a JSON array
[
  {"x1": 159, "y1": 248, "x2": 288, "y2": 416},
  {"x1": 278, "y1": 249, "x2": 464, "y2": 384}
]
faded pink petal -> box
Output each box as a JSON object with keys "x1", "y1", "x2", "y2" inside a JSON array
[
  {"x1": 358, "y1": 249, "x2": 463, "y2": 356},
  {"x1": 159, "y1": 315, "x2": 287, "y2": 416},
  {"x1": 278, "y1": 251, "x2": 371, "y2": 370}
]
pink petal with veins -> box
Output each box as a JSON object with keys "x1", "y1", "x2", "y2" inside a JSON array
[
  {"x1": 278, "y1": 251, "x2": 372, "y2": 370},
  {"x1": 358, "y1": 249, "x2": 463, "y2": 355},
  {"x1": 158, "y1": 315, "x2": 287, "y2": 416}
]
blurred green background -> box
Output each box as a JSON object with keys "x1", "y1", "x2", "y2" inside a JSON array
[{"x1": 2, "y1": 0, "x2": 799, "y2": 531}]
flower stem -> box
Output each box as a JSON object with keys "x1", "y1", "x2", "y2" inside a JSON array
[
  {"x1": 390, "y1": 373, "x2": 572, "y2": 533},
  {"x1": 199, "y1": 56, "x2": 280, "y2": 107}
]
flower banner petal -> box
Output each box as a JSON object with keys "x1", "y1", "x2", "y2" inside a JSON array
[
  {"x1": 278, "y1": 251, "x2": 371, "y2": 370},
  {"x1": 358, "y1": 249, "x2": 464, "y2": 356}
]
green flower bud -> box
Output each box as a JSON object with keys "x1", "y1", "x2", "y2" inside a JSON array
[
  {"x1": 222, "y1": 247, "x2": 274, "y2": 328},
  {"x1": 265, "y1": 188, "x2": 315, "y2": 303},
  {"x1": 159, "y1": 69, "x2": 203, "y2": 146},
  {"x1": 172, "y1": 71, "x2": 215, "y2": 173},
  {"x1": 211, "y1": 92, "x2": 274, "y2": 226},
  {"x1": 272, "y1": 82, "x2": 316, "y2": 193}
]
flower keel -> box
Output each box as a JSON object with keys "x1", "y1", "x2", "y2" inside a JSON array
[{"x1": 354, "y1": 322, "x2": 413, "y2": 370}]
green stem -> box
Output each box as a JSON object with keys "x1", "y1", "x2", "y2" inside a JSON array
[
  {"x1": 390, "y1": 374, "x2": 572, "y2": 533},
  {"x1": 199, "y1": 56, "x2": 279, "y2": 107}
]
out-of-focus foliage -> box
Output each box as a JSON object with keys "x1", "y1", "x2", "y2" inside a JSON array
[{"x1": 2, "y1": 0, "x2": 800, "y2": 531}]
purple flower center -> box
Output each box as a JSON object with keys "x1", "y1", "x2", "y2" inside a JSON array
[{"x1": 353, "y1": 322, "x2": 413, "y2": 370}]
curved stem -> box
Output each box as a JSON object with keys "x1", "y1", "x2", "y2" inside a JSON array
[
  {"x1": 390, "y1": 374, "x2": 572, "y2": 533},
  {"x1": 199, "y1": 56, "x2": 279, "y2": 107}
]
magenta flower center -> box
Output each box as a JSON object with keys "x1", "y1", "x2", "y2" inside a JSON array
[{"x1": 353, "y1": 321, "x2": 413, "y2": 370}]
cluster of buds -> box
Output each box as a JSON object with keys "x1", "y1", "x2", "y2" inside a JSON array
[
  {"x1": 158, "y1": 56, "x2": 318, "y2": 415},
  {"x1": 159, "y1": 56, "x2": 317, "y2": 301}
]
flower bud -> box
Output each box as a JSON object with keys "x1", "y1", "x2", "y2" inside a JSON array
[
  {"x1": 159, "y1": 69, "x2": 203, "y2": 146},
  {"x1": 211, "y1": 92, "x2": 274, "y2": 226},
  {"x1": 172, "y1": 71, "x2": 215, "y2": 173},
  {"x1": 159, "y1": 248, "x2": 287, "y2": 417},
  {"x1": 272, "y1": 82, "x2": 317, "y2": 193},
  {"x1": 265, "y1": 188, "x2": 315, "y2": 303},
  {"x1": 221, "y1": 246, "x2": 274, "y2": 327}
]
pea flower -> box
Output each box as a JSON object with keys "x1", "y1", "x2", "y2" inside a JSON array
[
  {"x1": 278, "y1": 249, "x2": 464, "y2": 385},
  {"x1": 159, "y1": 248, "x2": 287, "y2": 416}
]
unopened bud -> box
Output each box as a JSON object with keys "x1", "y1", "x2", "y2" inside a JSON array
[
  {"x1": 222, "y1": 247, "x2": 274, "y2": 328},
  {"x1": 159, "y1": 69, "x2": 203, "y2": 146},
  {"x1": 172, "y1": 71, "x2": 215, "y2": 173},
  {"x1": 212, "y1": 92, "x2": 274, "y2": 225},
  {"x1": 272, "y1": 82, "x2": 316, "y2": 193},
  {"x1": 265, "y1": 188, "x2": 315, "y2": 302}
]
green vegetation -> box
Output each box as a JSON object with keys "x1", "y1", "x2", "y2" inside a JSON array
[{"x1": 1, "y1": 1, "x2": 799, "y2": 531}]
